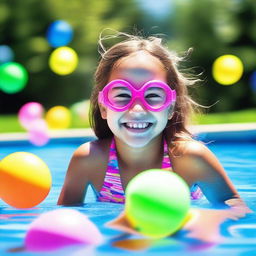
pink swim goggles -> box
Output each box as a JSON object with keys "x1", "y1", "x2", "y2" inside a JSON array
[{"x1": 98, "y1": 79, "x2": 176, "y2": 112}]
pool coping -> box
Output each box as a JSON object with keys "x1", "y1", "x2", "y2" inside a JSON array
[
  {"x1": 190, "y1": 123, "x2": 256, "y2": 142},
  {"x1": 0, "y1": 122, "x2": 255, "y2": 142}
]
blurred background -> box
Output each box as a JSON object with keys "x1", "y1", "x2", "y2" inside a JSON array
[{"x1": 0, "y1": 0, "x2": 255, "y2": 133}]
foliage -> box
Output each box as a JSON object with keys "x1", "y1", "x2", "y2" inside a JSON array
[
  {"x1": 0, "y1": 0, "x2": 141, "y2": 114},
  {"x1": 0, "y1": 0, "x2": 256, "y2": 115},
  {"x1": 192, "y1": 108, "x2": 256, "y2": 125},
  {"x1": 169, "y1": 0, "x2": 256, "y2": 112}
]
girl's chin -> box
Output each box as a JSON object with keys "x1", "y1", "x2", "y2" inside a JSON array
[{"x1": 121, "y1": 135, "x2": 156, "y2": 148}]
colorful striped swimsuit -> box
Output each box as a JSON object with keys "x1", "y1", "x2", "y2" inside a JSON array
[{"x1": 97, "y1": 138, "x2": 203, "y2": 203}]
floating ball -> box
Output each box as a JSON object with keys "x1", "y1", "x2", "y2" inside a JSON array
[
  {"x1": 125, "y1": 169, "x2": 190, "y2": 238},
  {"x1": 18, "y1": 102, "x2": 44, "y2": 130},
  {"x1": 70, "y1": 99, "x2": 90, "y2": 122},
  {"x1": 212, "y1": 54, "x2": 243, "y2": 85},
  {"x1": 25, "y1": 209, "x2": 103, "y2": 251},
  {"x1": 249, "y1": 71, "x2": 256, "y2": 93},
  {"x1": 45, "y1": 105, "x2": 71, "y2": 129},
  {"x1": 0, "y1": 152, "x2": 52, "y2": 208},
  {"x1": 0, "y1": 45, "x2": 14, "y2": 63},
  {"x1": 49, "y1": 46, "x2": 78, "y2": 75},
  {"x1": 28, "y1": 119, "x2": 49, "y2": 146},
  {"x1": 0, "y1": 62, "x2": 28, "y2": 93},
  {"x1": 46, "y1": 20, "x2": 73, "y2": 47}
]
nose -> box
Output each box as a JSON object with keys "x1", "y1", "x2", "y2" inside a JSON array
[{"x1": 128, "y1": 98, "x2": 147, "y2": 113}]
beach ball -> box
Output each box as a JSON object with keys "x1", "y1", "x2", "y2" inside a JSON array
[
  {"x1": 46, "y1": 20, "x2": 73, "y2": 48},
  {"x1": 45, "y1": 105, "x2": 71, "y2": 129},
  {"x1": 0, "y1": 152, "x2": 52, "y2": 208},
  {"x1": 25, "y1": 209, "x2": 103, "y2": 251},
  {"x1": 125, "y1": 169, "x2": 190, "y2": 238},
  {"x1": 0, "y1": 62, "x2": 28, "y2": 93},
  {"x1": 18, "y1": 102, "x2": 44, "y2": 130},
  {"x1": 28, "y1": 119, "x2": 49, "y2": 146},
  {"x1": 212, "y1": 54, "x2": 243, "y2": 85},
  {"x1": 49, "y1": 46, "x2": 78, "y2": 75},
  {"x1": 70, "y1": 99, "x2": 90, "y2": 122},
  {"x1": 0, "y1": 45, "x2": 14, "y2": 63}
]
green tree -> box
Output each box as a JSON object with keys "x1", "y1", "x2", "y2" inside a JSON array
[
  {"x1": 0, "y1": 0, "x2": 142, "y2": 114},
  {"x1": 170, "y1": 0, "x2": 256, "y2": 112}
]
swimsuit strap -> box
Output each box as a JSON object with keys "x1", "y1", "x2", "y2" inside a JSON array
[
  {"x1": 162, "y1": 138, "x2": 171, "y2": 169},
  {"x1": 190, "y1": 183, "x2": 203, "y2": 200},
  {"x1": 97, "y1": 139, "x2": 125, "y2": 203}
]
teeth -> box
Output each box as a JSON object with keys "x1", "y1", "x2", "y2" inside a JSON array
[{"x1": 125, "y1": 122, "x2": 150, "y2": 129}]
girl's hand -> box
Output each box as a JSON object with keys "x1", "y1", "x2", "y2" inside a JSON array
[
  {"x1": 224, "y1": 198, "x2": 253, "y2": 220},
  {"x1": 182, "y1": 208, "x2": 231, "y2": 243},
  {"x1": 182, "y1": 200, "x2": 252, "y2": 243},
  {"x1": 106, "y1": 202, "x2": 252, "y2": 245}
]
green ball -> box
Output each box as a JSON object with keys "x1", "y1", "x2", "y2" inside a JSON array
[
  {"x1": 0, "y1": 62, "x2": 28, "y2": 94},
  {"x1": 125, "y1": 169, "x2": 190, "y2": 238}
]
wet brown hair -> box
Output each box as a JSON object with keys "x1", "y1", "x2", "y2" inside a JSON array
[{"x1": 89, "y1": 32, "x2": 201, "y2": 142}]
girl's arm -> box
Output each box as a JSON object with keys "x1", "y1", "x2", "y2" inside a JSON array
[
  {"x1": 172, "y1": 140, "x2": 252, "y2": 217},
  {"x1": 57, "y1": 143, "x2": 91, "y2": 205}
]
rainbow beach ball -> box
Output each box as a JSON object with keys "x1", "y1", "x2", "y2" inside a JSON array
[
  {"x1": 125, "y1": 169, "x2": 190, "y2": 238},
  {"x1": 0, "y1": 152, "x2": 52, "y2": 208}
]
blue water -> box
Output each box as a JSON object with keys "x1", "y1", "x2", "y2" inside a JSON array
[{"x1": 0, "y1": 136, "x2": 256, "y2": 256}]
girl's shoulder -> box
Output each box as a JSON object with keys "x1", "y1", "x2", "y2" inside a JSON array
[
  {"x1": 57, "y1": 138, "x2": 113, "y2": 205},
  {"x1": 170, "y1": 137, "x2": 209, "y2": 158},
  {"x1": 69, "y1": 138, "x2": 113, "y2": 185},
  {"x1": 73, "y1": 137, "x2": 112, "y2": 162},
  {"x1": 169, "y1": 137, "x2": 221, "y2": 185}
]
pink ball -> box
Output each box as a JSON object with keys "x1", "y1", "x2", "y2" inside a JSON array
[
  {"x1": 25, "y1": 209, "x2": 103, "y2": 251},
  {"x1": 18, "y1": 102, "x2": 44, "y2": 130},
  {"x1": 28, "y1": 119, "x2": 49, "y2": 146}
]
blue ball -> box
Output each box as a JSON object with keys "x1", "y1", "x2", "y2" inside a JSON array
[
  {"x1": 0, "y1": 45, "x2": 14, "y2": 63},
  {"x1": 46, "y1": 20, "x2": 73, "y2": 47},
  {"x1": 249, "y1": 71, "x2": 256, "y2": 93}
]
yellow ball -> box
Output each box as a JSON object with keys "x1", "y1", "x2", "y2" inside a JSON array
[
  {"x1": 0, "y1": 152, "x2": 52, "y2": 209},
  {"x1": 49, "y1": 46, "x2": 78, "y2": 75},
  {"x1": 45, "y1": 106, "x2": 71, "y2": 129},
  {"x1": 212, "y1": 54, "x2": 243, "y2": 85}
]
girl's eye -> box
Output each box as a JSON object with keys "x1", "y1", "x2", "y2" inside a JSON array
[
  {"x1": 145, "y1": 87, "x2": 165, "y2": 97},
  {"x1": 115, "y1": 93, "x2": 131, "y2": 98},
  {"x1": 145, "y1": 88, "x2": 166, "y2": 106},
  {"x1": 145, "y1": 93, "x2": 161, "y2": 98}
]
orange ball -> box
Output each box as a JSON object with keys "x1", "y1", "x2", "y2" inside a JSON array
[{"x1": 0, "y1": 152, "x2": 52, "y2": 208}]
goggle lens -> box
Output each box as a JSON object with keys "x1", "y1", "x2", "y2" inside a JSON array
[
  {"x1": 144, "y1": 86, "x2": 167, "y2": 108},
  {"x1": 108, "y1": 85, "x2": 132, "y2": 108}
]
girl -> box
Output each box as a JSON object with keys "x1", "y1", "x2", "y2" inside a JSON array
[{"x1": 57, "y1": 33, "x2": 250, "y2": 226}]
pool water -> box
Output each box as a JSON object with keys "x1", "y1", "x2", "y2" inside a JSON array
[{"x1": 0, "y1": 135, "x2": 256, "y2": 256}]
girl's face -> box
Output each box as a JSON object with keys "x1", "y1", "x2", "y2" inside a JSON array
[{"x1": 99, "y1": 51, "x2": 174, "y2": 148}]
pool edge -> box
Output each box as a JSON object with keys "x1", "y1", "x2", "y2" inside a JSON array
[{"x1": 0, "y1": 123, "x2": 256, "y2": 142}]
